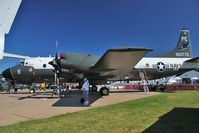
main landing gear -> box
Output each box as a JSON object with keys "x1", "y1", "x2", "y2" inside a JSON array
[
  {"x1": 91, "y1": 85, "x2": 109, "y2": 96},
  {"x1": 100, "y1": 87, "x2": 109, "y2": 96},
  {"x1": 29, "y1": 83, "x2": 36, "y2": 93},
  {"x1": 151, "y1": 84, "x2": 166, "y2": 92},
  {"x1": 29, "y1": 88, "x2": 35, "y2": 93}
]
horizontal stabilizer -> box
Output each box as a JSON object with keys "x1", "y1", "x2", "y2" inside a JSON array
[
  {"x1": 185, "y1": 57, "x2": 199, "y2": 63},
  {"x1": 4, "y1": 52, "x2": 30, "y2": 59}
]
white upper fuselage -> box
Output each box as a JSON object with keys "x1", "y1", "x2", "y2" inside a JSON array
[
  {"x1": 20, "y1": 56, "x2": 196, "y2": 71},
  {"x1": 135, "y1": 57, "x2": 192, "y2": 69},
  {"x1": 19, "y1": 57, "x2": 54, "y2": 69}
]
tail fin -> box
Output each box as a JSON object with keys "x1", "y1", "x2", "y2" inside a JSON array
[
  {"x1": 0, "y1": 0, "x2": 22, "y2": 60},
  {"x1": 152, "y1": 27, "x2": 193, "y2": 58}
]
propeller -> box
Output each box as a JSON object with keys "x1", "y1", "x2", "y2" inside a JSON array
[{"x1": 49, "y1": 40, "x2": 62, "y2": 85}]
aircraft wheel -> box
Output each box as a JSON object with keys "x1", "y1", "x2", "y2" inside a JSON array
[
  {"x1": 80, "y1": 98, "x2": 85, "y2": 104},
  {"x1": 91, "y1": 85, "x2": 97, "y2": 92},
  {"x1": 29, "y1": 89, "x2": 35, "y2": 94},
  {"x1": 100, "y1": 87, "x2": 109, "y2": 96},
  {"x1": 151, "y1": 86, "x2": 157, "y2": 91},
  {"x1": 160, "y1": 85, "x2": 165, "y2": 92}
]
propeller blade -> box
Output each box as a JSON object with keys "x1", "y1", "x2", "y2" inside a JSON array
[{"x1": 49, "y1": 40, "x2": 62, "y2": 85}]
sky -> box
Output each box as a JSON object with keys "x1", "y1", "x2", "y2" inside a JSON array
[{"x1": 1, "y1": 0, "x2": 199, "y2": 73}]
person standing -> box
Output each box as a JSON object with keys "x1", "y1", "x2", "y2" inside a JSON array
[
  {"x1": 14, "y1": 83, "x2": 19, "y2": 94},
  {"x1": 82, "y1": 78, "x2": 89, "y2": 105},
  {"x1": 68, "y1": 84, "x2": 72, "y2": 94}
]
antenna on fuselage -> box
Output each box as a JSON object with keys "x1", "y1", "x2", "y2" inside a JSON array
[
  {"x1": 55, "y1": 40, "x2": 59, "y2": 85},
  {"x1": 56, "y1": 39, "x2": 58, "y2": 58}
]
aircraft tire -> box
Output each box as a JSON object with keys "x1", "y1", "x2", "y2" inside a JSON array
[
  {"x1": 100, "y1": 87, "x2": 109, "y2": 96},
  {"x1": 91, "y1": 85, "x2": 97, "y2": 92},
  {"x1": 151, "y1": 86, "x2": 157, "y2": 91},
  {"x1": 160, "y1": 85, "x2": 165, "y2": 92},
  {"x1": 29, "y1": 89, "x2": 35, "y2": 94}
]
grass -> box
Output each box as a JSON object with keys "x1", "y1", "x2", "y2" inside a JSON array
[{"x1": 1, "y1": 90, "x2": 199, "y2": 133}]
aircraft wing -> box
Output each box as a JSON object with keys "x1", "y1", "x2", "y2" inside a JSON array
[
  {"x1": 3, "y1": 52, "x2": 30, "y2": 59},
  {"x1": 0, "y1": 0, "x2": 22, "y2": 60},
  {"x1": 90, "y1": 47, "x2": 153, "y2": 80},
  {"x1": 184, "y1": 57, "x2": 199, "y2": 72}
]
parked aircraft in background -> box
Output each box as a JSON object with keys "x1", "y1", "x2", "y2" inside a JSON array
[{"x1": 2, "y1": 28, "x2": 199, "y2": 95}]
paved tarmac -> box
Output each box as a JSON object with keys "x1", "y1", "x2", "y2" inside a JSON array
[{"x1": 0, "y1": 89, "x2": 159, "y2": 126}]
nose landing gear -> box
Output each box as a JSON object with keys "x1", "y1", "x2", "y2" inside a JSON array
[{"x1": 29, "y1": 89, "x2": 35, "y2": 93}]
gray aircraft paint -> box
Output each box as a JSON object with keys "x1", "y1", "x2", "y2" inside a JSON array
[{"x1": 5, "y1": 66, "x2": 74, "y2": 84}]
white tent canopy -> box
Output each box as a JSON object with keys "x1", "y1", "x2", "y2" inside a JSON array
[
  {"x1": 174, "y1": 77, "x2": 182, "y2": 80},
  {"x1": 191, "y1": 77, "x2": 199, "y2": 80}
]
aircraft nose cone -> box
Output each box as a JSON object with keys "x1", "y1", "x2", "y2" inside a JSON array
[{"x1": 2, "y1": 68, "x2": 13, "y2": 80}]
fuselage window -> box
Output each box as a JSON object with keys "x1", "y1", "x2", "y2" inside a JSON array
[
  {"x1": 18, "y1": 62, "x2": 24, "y2": 66},
  {"x1": 43, "y1": 64, "x2": 47, "y2": 68}
]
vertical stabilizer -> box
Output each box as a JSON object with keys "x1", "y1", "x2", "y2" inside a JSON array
[
  {"x1": 0, "y1": 0, "x2": 22, "y2": 60},
  {"x1": 152, "y1": 28, "x2": 193, "y2": 58}
]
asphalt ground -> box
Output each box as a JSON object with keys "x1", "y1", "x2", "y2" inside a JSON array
[{"x1": 0, "y1": 89, "x2": 159, "y2": 126}]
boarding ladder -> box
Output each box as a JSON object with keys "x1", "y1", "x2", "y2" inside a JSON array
[{"x1": 139, "y1": 70, "x2": 150, "y2": 94}]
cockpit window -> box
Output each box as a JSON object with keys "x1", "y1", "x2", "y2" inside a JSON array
[{"x1": 18, "y1": 62, "x2": 24, "y2": 66}]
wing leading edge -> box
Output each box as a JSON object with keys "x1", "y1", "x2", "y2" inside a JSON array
[
  {"x1": 90, "y1": 47, "x2": 153, "y2": 80},
  {"x1": 3, "y1": 52, "x2": 30, "y2": 59}
]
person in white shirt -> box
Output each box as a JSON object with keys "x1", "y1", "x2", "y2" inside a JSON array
[{"x1": 82, "y1": 78, "x2": 89, "y2": 105}]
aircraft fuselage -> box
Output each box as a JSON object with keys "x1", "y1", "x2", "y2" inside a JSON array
[{"x1": 2, "y1": 56, "x2": 196, "y2": 85}]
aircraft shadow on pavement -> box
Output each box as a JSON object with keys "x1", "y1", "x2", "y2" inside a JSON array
[
  {"x1": 12, "y1": 91, "x2": 56, "y2": 100},
  {"x1": 7, "y1": 90, "x2": 102, "y2": 106},
  {"x1": 1, "y1": 90, "x2": 52, "y2": 95},
  {"x1": 52, "y1": 90, "x2": 102, "y2": 107},
  {"x1": 142, "y1": 107, "x2": 199, "y2": 133}
]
